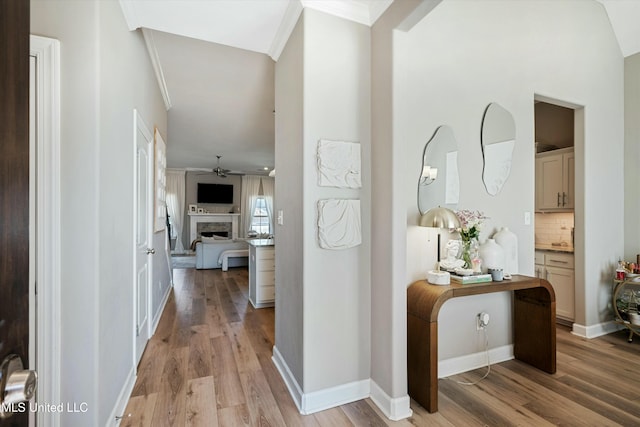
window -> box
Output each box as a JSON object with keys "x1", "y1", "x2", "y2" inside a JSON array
[{"x1": 250, "y1": 197, "x2": 270, "y2": 234}]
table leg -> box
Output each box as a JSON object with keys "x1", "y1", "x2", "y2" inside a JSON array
[
  {"x1": 407, "y1": 314, "x2": 439, "y2": 412},
  {"x1": 513, "y1": 286, "x2": 556, "y2": 374}
]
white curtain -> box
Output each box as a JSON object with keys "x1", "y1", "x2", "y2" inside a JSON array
[
  {"x1": 241, "y1": 175, "x2": 262, "y2": 238},
  {"x1": 166, "y1": 169, "x2": 186, "y2": 253},
  {"x1": 261, "y1": 177, "x2": 275, "y2": 234}
]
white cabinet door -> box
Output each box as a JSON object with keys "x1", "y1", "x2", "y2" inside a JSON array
[
  {"x1": 536, "y1": 154, "x2": 563, "y2": 209},
  {"x1": 546, "y1": 266, "x2": 575, "y2": 320},
  {"x1": 563, "y1": 151, "x2": 575, "y2": 209},
  {"x1": 536, "y1": 148, "x2": 574, "y2": 211}
]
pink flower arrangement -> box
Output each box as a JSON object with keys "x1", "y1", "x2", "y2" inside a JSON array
[{"x1": 455, "y1": 210, "x2": 488, "y2": 242}]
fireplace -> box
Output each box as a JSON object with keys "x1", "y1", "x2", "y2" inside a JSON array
[
  {"x1": 197, "y1": 221, "x2": 232, "y2": 238},
  {"x1": 188, "y1": 213, "x2": 240, "y2": 242},
  {"x1": 201, "y1": 231, "x2": 229, "y2": 238}
]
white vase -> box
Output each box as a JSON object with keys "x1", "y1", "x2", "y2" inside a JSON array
[
  {"x1": 494, "y1": 227, "x2": 518, "y2": 275},
  {"x1": 478, "y1": 238, "x2": 505, "y2": 273}
]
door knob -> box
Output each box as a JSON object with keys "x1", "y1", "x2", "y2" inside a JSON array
[
  {"x1": 0, "y1": 354, "x2": 37, "y2": 419},
  {"x1": 146, "y1": 248, "x2": 156, "y2": 255}
]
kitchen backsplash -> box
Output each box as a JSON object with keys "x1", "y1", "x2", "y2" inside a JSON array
[{"x1": 535, "y1": 212, "x2": 574, "y2": 245}]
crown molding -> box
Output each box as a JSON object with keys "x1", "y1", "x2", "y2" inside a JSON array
[
  {"x1": 141, "y1": 28, "x2": 172, "y2": 111},
  {"x1": 269, "y1": 0, "x2": 393, "y2": 60},
  {"x1": 301, "y1": 0, "x2": 394, "y2": 26},
  {"x1": 118, "y1": 0, "x2": 140, "y2": 31},
  {"x1": 268, "y1": 0, "x2": 304, "y2": 61},
  {"x1": 302, "y1": 0, "x2": 370, "y2": 26},
  {"x1": 368, "y1": 0, "x2": 394, "y2": 25}
]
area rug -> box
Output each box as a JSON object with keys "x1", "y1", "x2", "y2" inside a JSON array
[{"x1": 171, "y1": 254, "x2": 196, "y2": 269}]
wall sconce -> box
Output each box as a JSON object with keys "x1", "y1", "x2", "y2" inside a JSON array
[{"x1": 419, "y1": 165, "x2": 438, "y2": 185}]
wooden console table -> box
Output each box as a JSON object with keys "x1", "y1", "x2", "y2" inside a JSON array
[{"x1": 407, "y1": 275, "x2": 556, "y2": 413}]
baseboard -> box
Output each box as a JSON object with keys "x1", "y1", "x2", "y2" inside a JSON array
[
  {"x1": 272, "y1": 346, "x2": 303, "y2": 413},
  {"x1": 439, "y1": 345, "x2": 513, "y2": 378},
  {"x1": 369, "y1": 380, "x2": 412, "y2": 421},
  {"x1": 271, "y1": 346, "x2": 370, "y2": 415},
  {"x1": 571, "y1": 320, "x2": 621, "y2": 338},
  {"x1": 151, "y1": 285, "x2": 172, "y2": 335},
  {"x1": 105, "y1": 366, "x2": 136, "y2": 427},
  {"x1": 302, "y1": 379, "x2": 370, "y2": 415}
]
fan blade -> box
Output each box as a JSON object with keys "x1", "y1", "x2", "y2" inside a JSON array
[{"x1": 186, "y1": 167, "x2": 213, "y2": 172}]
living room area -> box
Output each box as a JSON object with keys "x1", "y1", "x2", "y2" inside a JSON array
[{"x1": 168, "y1": 171, "x2": 275, "y2": 272}]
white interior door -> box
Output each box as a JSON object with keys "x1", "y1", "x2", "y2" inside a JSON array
[{"x1": 134, "y1": 110, "x2": 154, "y2": 364}]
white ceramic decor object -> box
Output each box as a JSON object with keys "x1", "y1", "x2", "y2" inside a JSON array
[
  {"x1": 494, "y1": 227, "x2": 518, "y2": 275},
  {"x1": 478, "y1": 238, "x2": 505, "y2": 274},
  {"x1": 427, "y1": 270, "x2": 450, "y2": 285}
]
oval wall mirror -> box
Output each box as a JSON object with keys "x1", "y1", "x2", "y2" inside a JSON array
[
  {"x1": 481, "y1": 102, "x2": 516, "y2": 196},
  {"x1": 417, "y1": 125, "x2": 459, "y2": 214}
]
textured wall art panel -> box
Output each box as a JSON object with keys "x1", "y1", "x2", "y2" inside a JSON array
[
  {"x1": 317, "y1": 139, "x2": 361, "y2": 188},
  {"x1": 317, "y1": 199, "x2": 361, "y2": 250}
]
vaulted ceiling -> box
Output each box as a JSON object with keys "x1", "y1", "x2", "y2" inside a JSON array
[
  {"x1": 118, "y1": 0, "x2": 640, "y2": 173},
  {"x1": 119, "y1": 0, "x2": 392, "y2": 173}
]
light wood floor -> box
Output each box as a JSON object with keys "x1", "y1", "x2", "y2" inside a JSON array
[{"x1": 123, "y1": 268, "x2": 640, "y2": 426}]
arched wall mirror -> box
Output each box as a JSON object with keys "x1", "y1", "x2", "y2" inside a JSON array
[
  {"x1": 481, "y1": 102, "x2": 516, "y2": 196},
  {"x1": 417, "y1": 125, "x2": 459, "y2": 214}
]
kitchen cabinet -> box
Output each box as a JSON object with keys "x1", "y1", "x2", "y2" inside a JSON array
[
  {"x1": 535, "y1": 250, "x2": 574, "y2": 321},
  {"x1": 536, "y1": 147, "x2": 574, "y2": 211},
  {"x1": 249, "y1": 239, "x2": 275, "y2": 308}
]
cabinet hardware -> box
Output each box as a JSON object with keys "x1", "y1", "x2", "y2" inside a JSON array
[
  {"x1": 557, "y1": 192, "x2": 561, "y2": 207},
  {"x1": 562, "y1": 192, "x2": 567, "y2": 206}
]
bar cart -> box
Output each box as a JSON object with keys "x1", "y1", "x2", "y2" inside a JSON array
[{"x1": 613, "y1": 276, "x2": 640, "y2": 342}]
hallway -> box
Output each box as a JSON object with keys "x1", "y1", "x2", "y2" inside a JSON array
[
  {"x1": 122, "y1": 267, "x2": 640, "y2": 426},
  {"x1": 122, "y1": 268, "x2": 394, "y2": 426}
]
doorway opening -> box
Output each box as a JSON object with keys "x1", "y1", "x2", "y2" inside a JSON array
[{"x1": 533, "y1": 95, "x2": 584, "y2": 331}]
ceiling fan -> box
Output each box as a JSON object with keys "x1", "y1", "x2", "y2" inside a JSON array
[
  {"x1": 188, "y1": 155, "x2": 244, "y2": 177},
  {"x1": 212, "y1": 155, "x2": 229, "y2": 177}
]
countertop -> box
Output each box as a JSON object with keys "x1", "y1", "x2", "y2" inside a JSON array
[
  {"x1": 247, "y1": 238, "x2": 275, "y2": 247},
  {"x1": 535, "y1": 243, "x2": 574, "y2": 253}
]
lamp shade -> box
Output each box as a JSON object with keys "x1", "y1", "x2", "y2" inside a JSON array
[{"x1": 419, "y1": 207, "x2": 460, "y2": 230}]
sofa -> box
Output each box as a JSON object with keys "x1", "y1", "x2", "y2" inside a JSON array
[{"x1": 195, "y1": 239, "x2": 249, "y2": 270}]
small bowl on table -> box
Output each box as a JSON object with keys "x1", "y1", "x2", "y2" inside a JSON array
[{"x1": 454, "y1": 268, "x2": 474, "y2": 276}]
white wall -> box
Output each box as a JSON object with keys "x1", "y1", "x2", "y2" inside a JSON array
[
  {"x1": 370, "y1": 0, "x2": 437, "y2": 403},
  {"x1": 31, "y1": 2, "x2": 99, "y2": 424},
  {"x1": 98, "y1": 2, "x2": 170, "y2": 424},
  {"x1": 274, "y1": 13, "x2": 305, "y2": 388},
  {"x1": 395, "y1": 0, "x2": 623, "y2": 364},
  {"x1": 274, "y1": 8, "x2": 372, "y2": 404},
  {"x1": 625, "y1": 53, "x2": 640, "y2": 259},
  {"x1": 31, "y1": 1, "x2": 169, "y2": 425},
  {"x1": 302, "y1": 8, "x2": 371, "y2": 393}
]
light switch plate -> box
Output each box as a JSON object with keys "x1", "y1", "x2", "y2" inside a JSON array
[
  {"x1": 524, "y1": 211, "x2": 531, "y2": 225},
  {"x1": 277, "y1": 210, "x2": 284, "y2": 225}
]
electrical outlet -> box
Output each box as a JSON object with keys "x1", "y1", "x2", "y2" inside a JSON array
[{"x1": 477, "y1": 312, "x2": 490, "y2": 330}]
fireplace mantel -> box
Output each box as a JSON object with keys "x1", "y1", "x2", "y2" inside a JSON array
[{"x1": 189, "y1": 213, "x2": 240, "y2": 242}]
